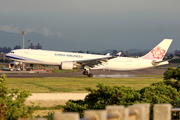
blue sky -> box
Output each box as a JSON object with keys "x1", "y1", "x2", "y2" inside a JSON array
[{"x1": 0, "y1": 0, "x2": 180, "y2": 52}]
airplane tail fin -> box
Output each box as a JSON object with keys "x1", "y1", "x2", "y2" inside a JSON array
[
  {"x1": 115, "y1": 52, "x2": 122, "y2": 57},
  {"x1": 140, "y1": 39, "x2": 173, "y2": 60}
]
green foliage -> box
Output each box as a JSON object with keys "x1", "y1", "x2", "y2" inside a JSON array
[
  {"x1": 175, "y1": 67, "x2": 180, "y2": 80},
  {"x1": 140, "y1": 82, "x2": 180, "y2": 104},
  {"x1": 46, "y1": 111, "x2": 54, "y2": 120},
  {"x1": 164, "y1": 67, "x2": 180, "y2": 80},
  {"x1": 0, "y1": 74, "x2": 34, "y2": 120},
  {"x1": 163, "y1": 67, "x2": 180, "y2": 91},
  {"x1": 63, "y1": 100, "x2": 88, "y2": 117},
  {"x1": 140, "y1": 82, "x2": 180, "y2": 119},
  {"x1": 170, "y1": 98, "x2": 180, "y2": 119},
  {"x1": 63, "y1": 82, "x2": 180, "y2": 117},
  {"x1": 6, "y1": 77, "x2": 163, "y2": 93},
  {"x1": 164, "y1": 67, "x2": 176, "y2": 80},
  {"x1": 163, "y1": 68, "x2": 180, "y2": 119},
  {"x1": 84, "y1": 83, "x2": 141, "y2": 108},
  {"x1": 164, "y1": 80, "x2": 180, "y2": 92}
]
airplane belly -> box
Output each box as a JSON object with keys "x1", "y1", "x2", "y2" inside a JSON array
[{"x1": 105, "y1": 60, "x2": 152, "y2": 71}]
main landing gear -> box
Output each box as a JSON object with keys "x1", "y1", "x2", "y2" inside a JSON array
[
  {"x1": 82, "y1": 66, "x2": 93, "y2": 77},
  {"x1": 83, "y1": 70, "x2": 93, "y2": 77}
]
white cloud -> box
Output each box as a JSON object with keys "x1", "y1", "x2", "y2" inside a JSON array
[
  {"x1": 0, "y1": 25, "x2": 19, "y2": 33},
  {"x1": 40, "y1": 27, "x2": 62, "y2": 37},
  {"x1": 0, "y1": 25, "x2": 61, "y2": 37}
]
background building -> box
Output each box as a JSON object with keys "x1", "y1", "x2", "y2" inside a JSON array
[{"x1": 29, "y1": 43, "x2": 42, "y2": 49}]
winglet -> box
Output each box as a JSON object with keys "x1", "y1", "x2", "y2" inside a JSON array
[{"x1": 140, "y1": 39, "x2": 173, "y2": 60}]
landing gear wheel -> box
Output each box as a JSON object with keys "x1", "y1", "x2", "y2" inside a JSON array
[
  {"x1": 87, "y1": 73, "x2": 93, "y2": 77},
  {"x1": 83, "y1": 71, "x2": 88, "y2": 75}
]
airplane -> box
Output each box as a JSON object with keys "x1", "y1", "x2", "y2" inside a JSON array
[{"x1": 6, "y1": 39, "x2": 173, "y2": 77}]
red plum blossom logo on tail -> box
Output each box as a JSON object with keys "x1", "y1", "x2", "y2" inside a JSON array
[{"x1": 151, "y1": 46, "x2": 166, "y2": 59}]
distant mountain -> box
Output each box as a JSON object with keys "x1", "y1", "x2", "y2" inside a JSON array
[
  {"x1": 87, "y1": 50, "x2": 113, "y2": 54},
  {"x1": 0, "y1": 31, "x2": 21, "y2": 49},
  {"x1": 88, "y1": 49, "x2": 150, "y2": 54},
  {"x1": 128, "y1": 49, "x2": 149, "y2": 53}
]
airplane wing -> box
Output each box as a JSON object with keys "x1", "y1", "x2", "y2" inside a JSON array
[{"x1": 75, "y1": 56, "x2": 116, "y2": 67}]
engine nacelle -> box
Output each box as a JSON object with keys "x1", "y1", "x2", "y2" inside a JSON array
[{"x1": 60, "y1": 62, "x2": 74, "y2": 70}]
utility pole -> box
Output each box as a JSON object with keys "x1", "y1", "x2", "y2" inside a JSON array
[
  {"x1": 21, "y1": 31, "x2": 26, "y2": 70},
  {"x1": 21, "y1": 31, "x2": 26, "y2": 49}
]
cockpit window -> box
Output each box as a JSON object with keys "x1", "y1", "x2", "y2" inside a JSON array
[{"x1": 10, "y1": 51, "x2": 14, "y2": 53}]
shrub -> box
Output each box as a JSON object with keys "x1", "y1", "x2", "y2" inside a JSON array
[
  {"x1": 63, "y1": 82, "x2": 180, "y2": 117},
  {"x1": 84, "y1": 83, "x2": 141, "y2": 108},
  {"x1": 63, "y1": 83, "x2": 141, "y2": 116},
  {"x1": 140, "y1": 82, "x2": 180, "y2": 104},
  {"x1": 63, "y1": 100, "x2": 88, "y2": 117},
  {"x1": 164, "y1": 67, "x2": 180, "y2": 81},
  {"x1": 163, "y1": 67, "x2": 180, "y2": 91},
  {"x1": 0, "y1": 74, "x2": 34, "y2": 120},
  {"x1": 174, "y1": 67, "x2": 180, "y2": 80},
  {"x1": 164, "y1": 67, "x2": 176, "y2": 80}
]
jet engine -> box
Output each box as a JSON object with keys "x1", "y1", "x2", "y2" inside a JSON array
[{"x1": 60, "y1": 62, "x2": 76, "y2": 70}]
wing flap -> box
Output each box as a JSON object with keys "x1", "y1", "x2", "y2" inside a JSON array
[{"x1": 75, "y1": 56, "x2": 115, "y2": 67}]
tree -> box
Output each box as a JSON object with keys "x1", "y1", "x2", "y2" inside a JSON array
[
  {"x1": 63, "y1": 83, "x2": 141, "y2": 116},
  {"x1": 140, "y1": 82, "x2": 180, "y2": 104},
  {"x1": 164, "y1": 67, "x2": 180, "y2": 81},
  {"x1": 164, "y1": 67, "x2": 176, "y2": 80},
  {"x1": 174, "y1": 67, "x2": 180, "y2": 80},
  {"x1": 63, "y1": 82, "x2": 180, "y2": 118},
  {"x1": 84, "y1": 83, "x2": 141, "y2": 109},
  {"x1": 163, "y1": 67, "x2": 180, "y2": 91},
  {"x1": 0, "y1": 74, "x2": 33, "y2": 120}
]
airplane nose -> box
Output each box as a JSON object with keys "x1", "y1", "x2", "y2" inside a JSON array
[{"x1": 5, "y1": 53, "x2": 10, "y2": 58}]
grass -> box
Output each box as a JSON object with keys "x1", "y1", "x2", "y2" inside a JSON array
[
  {"x1": 6, "y1": 75, "x2": 163, "y2": 93},
  {"x1": 4, "y1": 75, "x2": 165, "y2": 117}
]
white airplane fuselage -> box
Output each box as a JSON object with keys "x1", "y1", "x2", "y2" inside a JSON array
[
  {"x1": 6, "y1": 39, "x2": 173, "y2": 77},
  {"x1": 6, "y1": 49, "x2": 167, "y2": 71}
]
